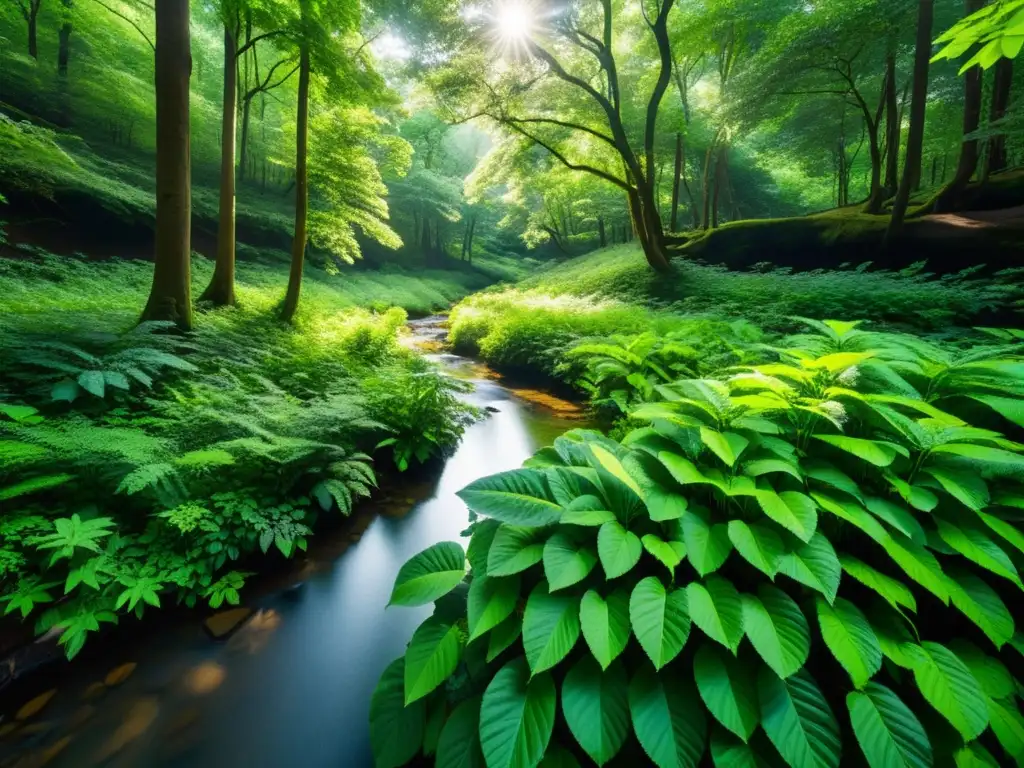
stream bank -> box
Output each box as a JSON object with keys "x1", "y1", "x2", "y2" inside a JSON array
[{"x1": 0, "y1": 317, "x2": 589, "y2": 768}]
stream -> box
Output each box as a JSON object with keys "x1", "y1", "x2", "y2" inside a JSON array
[{"x1": 0, "y1": 317, "x2": 588, "y2": 768}]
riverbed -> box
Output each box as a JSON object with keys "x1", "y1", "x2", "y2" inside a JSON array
[{"x1": 0, "y1": 318, "x2": 587, "y2": 768}]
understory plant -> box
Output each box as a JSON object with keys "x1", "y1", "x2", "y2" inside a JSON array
[{"x1": 371, "y1": 319, "x2": 1024, "y2": 768}]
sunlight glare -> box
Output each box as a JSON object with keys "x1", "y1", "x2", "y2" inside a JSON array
[{"x1": 492, "y1": 0, "x2": 538, "y2": 57}]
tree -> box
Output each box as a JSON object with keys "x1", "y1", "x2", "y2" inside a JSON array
[
  {"x1": 14, "y1": 0, "x2": 43, "y2": 57},
  {"x1": 141, "y1": 0, "x2": 193, "y2": 329},
  {"x1": 58, "y1": 0, "x2": 72, "y2": 75},
  {"x1": 888, "y1": 0, "x2": 934, "y2": 238},
  {"x1": 280, "y1": 1, "x2": 310, "y2": 323}
]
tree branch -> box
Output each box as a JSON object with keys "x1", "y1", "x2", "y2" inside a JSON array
[
  {"x1": 236, "y1": 29, "x2": 285, "y2": 58},
  {"x1": 88, "y1": 0, "x2": 154, "y2": 49},
  {"x1": 502, "y1": 121, "x2": 631, "y2": 191}
]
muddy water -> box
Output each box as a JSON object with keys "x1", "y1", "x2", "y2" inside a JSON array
[{"x1": 0, "y1": 317, "x2": 587, "y2": 768}]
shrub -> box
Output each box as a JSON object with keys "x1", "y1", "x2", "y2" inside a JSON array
[{"x1": 371, "y1": 320, "x2": 1024, "y2": 768}]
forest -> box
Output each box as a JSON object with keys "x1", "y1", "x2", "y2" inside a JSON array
[{"x1": 2, "y1": 0, "x2": 1024, "y2": 766}]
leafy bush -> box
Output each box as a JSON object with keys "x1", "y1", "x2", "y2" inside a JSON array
[{"x1": 371, "y1": 320, "x2": 1024, "y2": 768}]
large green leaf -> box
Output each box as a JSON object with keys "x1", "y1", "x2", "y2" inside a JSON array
[
  {"x1": 468, "y1": 574, "x2": 520, "y2": 641},
  {"x1": 847, "y1": 683, "x2": 932, "y2": 768},
  {"x1": 370, "y1": 658, "x2": 426, "y2": 768},
  {"x1": 687, "y1": 576, "x2": 744, "y2": 653},
  {"x1": 630, "y1": 576, "x2": 691, "y2": 670},
  {"x1": 579, "y1": 588, "x2": 631, "y2": 670},
  {"x1": 945, "y1": 566, "x2": 1015, "y2": 649},
  {"x1": 543, "y1": 533, "x2": 597, "y2": 591},
  {"x1": 468, "y1": 520, "x2": 502, "y2": 573},
  {"x1": 777, "y1": 532, "x2": 841, "y2": 604},
  {"x1": 758, "y1": 667, "x2": 841, "y2": 768},
  {"x1": 756, "y1": 490, "x2": 817, "y2": 543},
  {"x1": 436, "y1": 697, "x2": 485, "y2": 768},
  {"x1": 597, "y1": 520, "x2": 642, "y2": 579},
  {"x1": 741, "y1": 586, "x2": 810, "y2": 679},
  {"x1": 405, "y1": 617, "x2": 465, "y2": 704},
  {"x1": 728, "y1": 521, "x2": 783, "y2": 578},
  {"x1": 642, "y1": 533, "x2": 687, "y2": 574},
  {"x1": 488, "y1": 525, "x2": 550, "y2": 577},
  {"x1": 700, "y1": 427, "x2": 748, "y2": 467},
  {"x1": 458, "y1": 469, "x2": 563, "y2": 527},
  {"x1": 694, "y1": 644, "x2": 759, "y2": 742},
  {"x1": 987, "y1": 695, "x2": 1024, "y2": 765},
  {"x1": 936, "y1": 519, "x2": 1021, "y2": 586},
  {"x1": 487, "y1": 613, "x2": 522, "y2": 663},
  {"x1": 682, "y1": 507, "x2": 733, "y2": 576},
  {"x1": 816, "y1": 597, "x2": 882, "y2": 689},
  {"x1": 949, "y1": 640, "x2": 1015, "y2": 699},
  {"x1": 629, "y1": 664, "x2": 707, "y2": 768},
  {"x1": 709, "y1": 729, "x2": 773, "y2": 768},
  {"x1": 840, "y1": 555, "x2": 917, "y2": 612},
  {"x1": 881, "y1": 535, "x2": 950, "y2": 603},
  {"x1": 522, "y1": 582, "x2": 580, "y2": 674},
  {"x1": 864, "y1": 496, "x2": 927, "y2": 543},
  {"x1": 589, "y1": 444, "x2": 645, "y2": 499},
  {"x1": 561, "y1": 656, "x2": 630, "y2": 766},
  {"x1": 561, "y1": 495, "x2": 616, "y2": 527},
  {"x1": 813, "y1": 435, "x2": 902, "y2": 467},
  {"x1": 390, "y1": 542, "x2": 466, "y2": 606},
  {"x1": 479, "y1": 658, "x2": 556, "y2": 768},
  {"x1": 907, "y1": 642, "x2": 989, "y2": 741}
]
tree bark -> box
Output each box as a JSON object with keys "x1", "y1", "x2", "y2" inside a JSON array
[
  {"x1": 701, "y1": 140, "x2": 716, "y2": 228},
  {"x1": 883, "y1": 52, "x2": 899, "y2": 196},
  {"x1": 887, "y1": 0, "x2": 933, "y2": 241},
  {"x1": 143, "y1": 0, "x2": 193, "y2": 330},
  {"x1": 467, "y1": 218, "x2": 476, "y2": 263},
  {"x1": 58, "y1": 0, "x2": 72, "y2": 76},
  {"x1": 280, "y1": 38, "x2": 309, "y2": 323},
  {"x1": 28, "y1": 5, "x2": 39, "y2": 58},
  {"x1": 598, "y1": 215, "x2": 606, "y2": 247},
  {"x1": 670, "y1": 132, "x2": 682, "y2": 232},
  {"x1": 712, "y1": 145, "x2": 728, "y2": 229},
  {"x1": 200, "y1": 24, "x2": 237, "y2": 306},
  {"x1": 984, "y1": 57, "x2": 1013, "y2": 179}
]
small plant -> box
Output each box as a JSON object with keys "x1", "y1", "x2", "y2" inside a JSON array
[{"x1": 370, "y1": 320, "x2": 1024, "y2": 768}]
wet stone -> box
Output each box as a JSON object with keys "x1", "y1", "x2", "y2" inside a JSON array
[{"x1": 203, "y1": 608, "x2": 253, "y2": 639}]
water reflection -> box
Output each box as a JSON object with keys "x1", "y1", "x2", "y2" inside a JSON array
[{"x1": 0, "y1": 335, "x2": 586, "y2": 768}]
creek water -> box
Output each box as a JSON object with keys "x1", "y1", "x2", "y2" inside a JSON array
[{"x1": 0, "y1": 317, "x2": 587, "y2": 768}]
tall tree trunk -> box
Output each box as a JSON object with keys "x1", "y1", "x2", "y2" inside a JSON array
[
  {"x1": 58, "y1": 0, "x2": 72, "y2": 76},
  {"x1": 629, "y1": 187, "x2": 671, "y2": 272},
  {"x1": 670, "y1": 132, "x2": 682, "y2": 232},
  {"x1": 28, "y1": 7, "x2": 39, "y2": 58},
  {"x1": 467, "y1": 218, "x2": 476, "y2": 263},
  {"x1": 883, "y1": 52, "x2": 899, "y2": 195},
  {"x1": 598, "y1": 215, "x2": 606, "y2": 247},
  {"x1": 143, "y1": 0, "x2": 193, "y2": 330},
  {"x1": 701, "y1": 141, "x2": 716, "y2": 229},
  {"x1": 712, "y1": 145, "x2": 727, "y2": 229},
  {"x1": 984, "y1": 57, "x2": 1013, "y2": 178},
  {"x1": 887, "y1": 0, "x2": 933, "y2": 241},
  {"x1": 935, "y1": 0, "x2": 986, "y2": 212},
  {"x1": 201, "y1": 24, "x2": 237, "y2": 306},
  {"x1": 280, "y1": 39, "x2": 309, "y2": 323},
  {"x1": 930, "y1": 155, "x2": 938, "y2": 186}
]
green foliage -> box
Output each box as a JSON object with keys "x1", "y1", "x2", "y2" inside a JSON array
[
  {"x1": 373, "y1": 319, "x2": 1024, "y2": 768},
  {"x1": 934, "y1": 0, "x2": 1024, "y2": 73}
]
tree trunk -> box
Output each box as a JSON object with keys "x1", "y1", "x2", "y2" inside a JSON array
[
  {"x1": 984, "y1": 57, "x2": 1013, "y2": 179},
  {"x1": 28, "y1": 7, "x2": 38, "y2": 58},
  {"x1": 701, "y1": 142, "x2": 716, "y2": 229},
  {"x1": 887, "y1": 0, "x2": 933, "y2": 241},
  {"x1": 712, "y1": 145, "x2": 727, "y2": 229},
  {"x1": 629, "y1": 188, "x2": 671, "y2": 272},
  {"x1": 863, "y1": 121, "x2": 885, "y2": 213},
  {"x1": 934, "y1": 0, "x2": 986, "y2": 212},
  {"x1": 883, "y1": 52, "x2": 899, "y2": 196},
  {"x1": 142, "y1": 0, "x2": 193, "y2": 330},
  {"x1": 467, "y1": 218, "x2": 476, "y2": 263},
  {"x1": 930, "y1": 155, "x2": 938, "y2": 186},
  {"x1": 670, "y1": 132, "x2": 682, "y2": 232},
  {"x1": 598, "y1": 215, "x2": 606, "y2": 247},
  {"x1": 280, "y1": 39, "x2": 309, "y2": 323},
  {"x1": 58, "y1": 0, "x2": 72, "y2": 76},
  {"x1": 200, "y1": 24, "x2": 237, "y2": 307}
]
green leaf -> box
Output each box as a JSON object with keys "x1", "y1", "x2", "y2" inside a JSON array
[
  {"x1": 597, "y1": 521, "x2": 642, "y2": 579},
  {"x1": 629, "y1": 664, "x2": 707, "y2": 768},
  {"x1": 945, "y1": 567, "x2": 1014, "y2": 649},
  {"x1": 467, "y1": 520, "x2": 501, "y2": 573},
  {"x1": 589, "y1": 444, "x2": 645, "y2": 499},
  {"x1": 479, "y1": 659, "x2": 556, "y2": 768},
  {"x1": 756, "y1": 490, "x2": 817, "y2": 543},
  {"x1": 630, "y1": 576, "x2": 691, "y2": 670},
  {"x1": 642, "y1": 533, "x2": 686, "y2": 573},
  {"x1": 932, "y1": 443, "x2": 1024, "y2": 472},
  {"x1": 522, "y1": 582, "x2": 580, "y2": 675},
  {"x1": 561, "y1": 656, "x2": 630, "y2": 766},
  {"x1": 468, "y1": 574, "x2": 520, "y2": 641},
  {"x1": 405, "y1": 618, "x2": 464, "y2": 705},
  {"x1": 758, "y1": 667, "x2": 841, "y2": 768},
  {"x1": 741, "y1": 586, "x2": 810, "y2": 679},
  {"x1": 458, "y1": 469, "x2": 563, "y2": 527},
  {"x1": 988, "y1": 696, "x2": 1024, "y2": 765},
  {"x1": 813, "y1": 435, "x2": 902, "y2": 467},
  {"x1": 744, "y1": 458, "x2": 803, "y2": 481},
  {"x1": 700, "y1": 427, "x2": 748, "y2": 467},
  {"x1": 881, "y1": 535, "x2": 950, "y2": 603},
  {"x1": 907, "y1": 642, "x2": 989, "y2": 741},
  {"x1": 936, "y1": 519, "x2": 1021, "y2": 586},
  {"x1": 864, "y1": 497, "x2": 926, "y2": 544},
  {"x1": 687, "y1": 576, "x2": 745, "y2": 653},
  {"x1": 709, "y1": 728, "x2": 771, "y2": 768},
  {"x1": 694, "y1": 644, "x2": 760, "y2": 742},
  {"x1": 579, "y1": 588, "x2": 630, "y2": 670},
  {"x1": 840, "y1": 555, "x2": 917, "y2": 613},
  {"x1": 78, "y1": 370, "x2": 106, "y2": 398},
  {"x1": 816, "y1": 597, "x2": 882, "y2": 689},
  {"x1": 561, "y1": 496, "x2": 616, "y2": 527},
  {"x1": 488, "y1": 525, "x2": 549, "y2": 577},
  {"x1": 728, "y1": 521, "x2": 784, "y2": 578},
  {"x1": 847, "y1": 682, "x2": 932, "y2": 768},
  {"x1": 777, "y1": 532, "x2": 841, "y2": 604},
  {"x1": 682, "y1": 507, "x2": 733, "y2": 576},
  {"x1": 949, "y1": 640, "x2": 1015, "y2": 699},
  {"x1": 436, "y1": 697, "x2": 485, "y2": 768},
  {"x1": 370, "y1": 658, "x2": 426, "y2": 768},
  {"x1": 543, "y1": 533, "x2": 597, "y2": 591},
  {"x1": 390, "y1": 542, "x2": 466, "y2": 607},
  {"x1": 487, "y1": 613, "x2": 522, "y2": 663},
  {"x1": 922, "y1": 467, "x2": 989, "y2": 512},
  {"x1": 646, "y1": 485, "x2": 689, "y2": 522}
]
